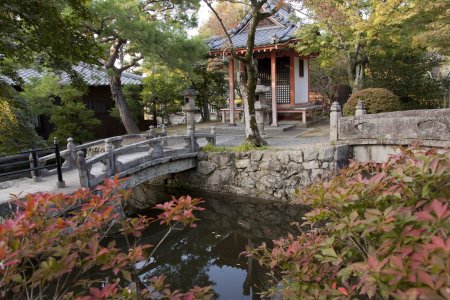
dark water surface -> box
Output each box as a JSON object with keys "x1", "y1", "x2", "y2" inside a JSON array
[{"x1": 135, "y1": 189, "x2": 308, "y2": 300}]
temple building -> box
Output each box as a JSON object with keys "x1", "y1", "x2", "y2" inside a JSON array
[{"x1": 207, "y1": 1, "x2": 321, "y2": 126}]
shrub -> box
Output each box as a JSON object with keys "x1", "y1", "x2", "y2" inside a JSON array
[
  {"x1": 343, "y1": 88, "x2": 402, "y2": 116},
  {"x1": 248, "y1": 147, "x2": 450, "y2": 299},
  {"x1": 0, "y1": 82, "x2": 44, "y2": 155},
  {"x1": 0, "y1": 177, "x2": 212, "y2": 299}
]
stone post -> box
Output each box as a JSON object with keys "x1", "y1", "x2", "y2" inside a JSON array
[
  {"x1": 62, "y1": 137, "x2": 76, "y2": 169},
  {"x1": 254, "y1": 83, "x2": 271, "y2": 137},
  {"x1": 161, "y1": 124, "x2": 168, "y2": 146},
  {"x1": 150, "y1": 140, "x2": 164, "y2": 159},
  {"x1": 147, "y1": 125, "x2": 155, "y2": 139},
  {"x1": 207, "y1": 126, "x2": 216, "y2": 146},
  {"x1": 181, "y1": 86, "x2": 199, "y2": 135},
  {"x1": 102, "y1": 138, "x2": 115, "y2": 176},
  {"x1": 77, "y1": 151, "x2": 89, "y2": 188},
  {"x1": 330, "y1": 101, "x2": 342, "y2": 142},
  {"x1": 355, "y1": 100, "x2": 367, "y2": 117},
  {"x1": 255, "y1": 106, "x2": 265, "y2": 136}
]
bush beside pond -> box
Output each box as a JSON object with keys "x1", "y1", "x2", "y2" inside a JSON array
[
  {"x1": 250, "y1": 147, "x2": 450, "y2": 299},
  {"x1": 0, "y1": 177, "x2": 212, "y2": 299},
  {"x1": 343, "y1": 88, "x2": 402, "y2": 116}
]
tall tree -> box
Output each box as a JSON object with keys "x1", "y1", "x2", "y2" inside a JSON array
[
  {"x1": 141, "y1": 66, "x2": 187, "y2": 126},
  {"x1": 86, "y1": 0, "x2": 206, "y2": 133},
  {"x1": 204, "y1": 0, "x2": 283, "y2": 146},
  {"x1": 294, "y1": 0, "x2": 449, "y2": 91},
  {"x1": 191, "y1": 61, "x2": 228, "y2": 121}
]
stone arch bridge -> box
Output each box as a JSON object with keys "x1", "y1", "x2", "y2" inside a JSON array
[{"x1": 0, "y1": 128, "x2": 216, "y2": 203}]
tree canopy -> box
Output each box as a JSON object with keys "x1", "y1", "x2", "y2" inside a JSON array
[
  {"x1": 0, "y1": 0, "x2": 98, "y2": 74},
  {"x1": 84, "y1": 0, "x2": 207, "y2": 133}
]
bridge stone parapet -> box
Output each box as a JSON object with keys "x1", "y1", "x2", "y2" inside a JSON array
[
  {"x1": 330, "y1": 101, "x2": 450, "y2": 162},
  {"x1": 75, "y1": 131, "x2": 216, "y2": 189}
]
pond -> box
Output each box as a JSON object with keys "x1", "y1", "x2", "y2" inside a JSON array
[{"x1": 134, "y1": 188, "x2": 309, "y2": 299}]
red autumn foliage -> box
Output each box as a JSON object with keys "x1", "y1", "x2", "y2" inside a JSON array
[
  {"x1": 0, "y1": 176, "x2": 212, "y2": 299},
  {"x1": 248, "y1": 147, "x2": 450, "y2": 299}
]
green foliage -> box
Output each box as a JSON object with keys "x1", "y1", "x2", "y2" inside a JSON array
[
  {"x1": 109, "y1": 85, "x2": 144, "y2": 122},
  {"x1": 191, "y1": 61, "x2": 228, "y2": 120},
  {"x1": 295, "y1": 0, "x2": 449, "y2": 92},
  {"x1": 250, "y1": 148, "x2": 450, "y2": 299},
  {"x1": 49, "y1": 101, "x2": 100, "y2": 144},
  {"x1": 0, "y1": 82, "x2": 44, "y2": 155},
  {"x1": 0, "y1": 0, "x2": 98, "y2": 74},
  {"x1": 343, "y1": 88, "x2": 402, "y2": 116},
  {"x1": 368, "y1": 47, "x2": 448, "y2": 109},
  {"x1": 20, "y1": 73, "x2": 100, "y2": 143},
  {"x1": 0, "y1": 177, "x2": 212, "y2": 299},
  {"x1": 142, "y1": 67, "x2": 188, "y2": 123},
  {"x1": 309, "y1": 57, "x2": 348, "y2": 105}
]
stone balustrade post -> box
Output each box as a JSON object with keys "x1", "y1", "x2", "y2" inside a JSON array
[
  {"x1": 206, "y1": 126, "x2": 216, "y2": 146},
  {"x1": 330, "y1": 101, "x2": 342, "y2": 142},
  {"x1": 112, "y1": 137, "x2": 123, "y2": 149},
  {"x1": 191, "y1": 132, "x2": 199, "y2": 152},
  {"x1": 161, "y1": 124, "x2": 167, "y2": 136},
  {"x1": 102, "y1": 139, "x2": 115, "y2": 176},
  {"x1": 62, "y1": 137, "x2": 77, "y2": 169},
  {"x1": 355, "y1": 100, "x2": 367, "y2": 117},
  {"x1": 147, "y1": 125, "x2": 155, "y2": 139},
  {"x1": 161, "y1": 124, "x2": 168, "y2": 146},
  {"x1": 150, "y1": 140, "x2": 164, "y2": 159},
  {"x1": 77, "y1": 151, "x2": 90, "y2": 188}
]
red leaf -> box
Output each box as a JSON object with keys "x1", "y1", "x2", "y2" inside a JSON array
[
  {"x1": 418, "y1": 271, "x2": 434, "y2": 289},
  {"x1": 338, "y1": 287, "x2": 349, "y2": 296}
]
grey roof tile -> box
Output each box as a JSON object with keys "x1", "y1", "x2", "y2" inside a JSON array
[{"x1": 1, "y1": 63, "x2": 143, "y2": 86}]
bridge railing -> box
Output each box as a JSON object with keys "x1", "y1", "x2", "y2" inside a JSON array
[
  {"x1": 36, "y1": 126, "x2": 169, "y2": 175},
  {"x1": 330, "y1": 101, "x2": 450, "y2": 147},
  {"x1": 75, "y1": 127, "x2": 216, "y2": 188}
]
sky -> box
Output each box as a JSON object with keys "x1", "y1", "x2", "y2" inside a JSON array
[{"x1": 188, "y1": 2, "x2": 210, "y2": 36}]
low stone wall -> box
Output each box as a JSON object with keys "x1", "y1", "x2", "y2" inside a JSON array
[{"x1": 164, "y1": 144, "x2": 350, "y2": 202}]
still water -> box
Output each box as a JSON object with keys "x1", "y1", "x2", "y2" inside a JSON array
[{"x1": 135, "y1": 189, "x2": 308, "y2": 300}]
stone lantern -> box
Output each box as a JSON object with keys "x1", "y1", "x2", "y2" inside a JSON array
[
  {"x1": 254, "y1": 81, "x2": 271, "y2": 136},
  {"x1": 181, "y1": 86, "x2": 199, "y2": 135}
]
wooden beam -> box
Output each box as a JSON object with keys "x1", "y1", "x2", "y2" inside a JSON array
[
  {"x1": 229, "y1": 57, "x2": 235, "y2": 125},
  {"x1": 289, "y1": 49, "x2": 295, "y2": 106},
  {"x1": 271, "y1": 51, "x2": 278, "y2": 126}
]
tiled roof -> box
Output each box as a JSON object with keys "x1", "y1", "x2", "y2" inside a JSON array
[
  {"x1": 207, "y1": 0, "x2": 298, "y2": 51},
  {"x1": 1, "y1": 63, "x2": 143, "y2": 86}
]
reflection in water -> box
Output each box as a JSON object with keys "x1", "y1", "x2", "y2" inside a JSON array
[{"x1": 135, "y1": 189, "x2": 309, "y2": 299}]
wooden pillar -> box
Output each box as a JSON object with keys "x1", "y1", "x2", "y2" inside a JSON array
[
  {"x1": 289, "y1": 49, "x2": 295, "y2": 106},
  {"x1": 240, "y1": 60, "x2": 246, "y2": 109},
  {"x1": 228, "y1": 57, "x2": 235, "y2": 125},
  {"x1": 271, "y1": 51, "x2": 278, "y2": 126},
  {"x1": 307, "y1": 57, "x2": 311, "y2": 103}
]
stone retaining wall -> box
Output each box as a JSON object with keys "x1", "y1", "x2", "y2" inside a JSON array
[{"x1": 164, "y1": 144, "x2": 350, "y2": 202}]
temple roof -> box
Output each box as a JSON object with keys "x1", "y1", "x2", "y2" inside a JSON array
[
  {"x1": 1, "y1": 63, "x2": 143, "y2": 86},
  {"x1": 207, "y1": 1, "x2": 298, "y2": 52}
]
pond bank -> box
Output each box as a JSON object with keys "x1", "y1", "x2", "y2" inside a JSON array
[{"x1": 128, "y1": 144, "x2": 350, "y2": 209}]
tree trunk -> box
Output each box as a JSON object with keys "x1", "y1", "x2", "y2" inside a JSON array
[
  {"x1": 241, "y1": 9, "x2": 266, "y2": 147},
  {"x1": 201, "y1": 92, "x2": 210, "y2": 121},
  {"x1": 108, "y1": 70, "x2": 140, "y2": 134}
]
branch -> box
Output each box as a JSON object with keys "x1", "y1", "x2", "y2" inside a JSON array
[
  {"x1": 203, "y1": 0, "x2": 244, "y2": 62},
  {"x1": 119, "y1": 54, "x2": 144, "y2": 71},
  {"x1": 104, "y1": 39, "x2": 126, "y2": 69}
]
